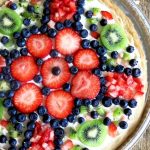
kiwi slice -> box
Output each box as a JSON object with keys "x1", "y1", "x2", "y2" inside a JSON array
[
  {"x1": 101, "y1": 24, "x2": 128, "y2": 51},
  {"x1": 0, "y1": 8, "x2": 22, "y2": 35},
  {"x1": 69, "y1": 127, "x2": 78, "y2": 140},
  {"x1": 77, "y1": 120, "x2": 107, "y2": 147},
  {"x1": 71, "y1": 145, "x2": 82, "y2": 150},
  {"x1": 0, "y1": 80, "x2": 10, "y2": 91}
]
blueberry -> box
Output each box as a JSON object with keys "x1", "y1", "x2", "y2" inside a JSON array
[
  {"x1": 90, "y1": 40, "x2": 99, "y2": 49},
  {"x1": 82, "y1": 148, "x2": 89, "y2": 150},
  {"x1": 54, "y1": 138, "x2": 63, "y2": 146},
  {"x1": 89, "y1": 24, "x2": 98, "y2": 31},
  {"x1": 124, "y1": 108, "x2": 132, "y2": 116},
  {"x1": 81, "y1": 39, "x2": 90, "y2": 48},
  {"x1": 1, "y1": 36, "x2": 9, "y2": 44},
  {"x1": 19, "y1": 147, "x2": 26, "y2": 150},
  {"x1": 112, "y1": 98, "x2": 120, "y2": 105},
  {"x1": 119, "y1": 121, "x2": 128, "y2": 129},
  {"x1": 3, "y1": 99, "x2": 12, "y2": 108},
  {"x1": 27, "y1": 5, "x2": 34, "y2": 13},
  {"x1": 30, "y1": 25, "x2": 39, "y2": 34},
  {"x1": 67, "y1": 114, "x2": 76, "y2": 123},
  {"x1": 102, "y1": 97, "x2": 112, "y2": 107},
  {"x1": 100, "y1": 19, "x2": 107, "y2": 26},
  {"x1": 103, "y1": 117, "x2": 111, "y2": 126},
  {"x1": 65, "y1": 55, "x2": 73, "y2": 63},
  {"x1": 21, "y1": 28, "x2": 31, "y2": 38},
  {"x1": 115, "y1": 65, "x2": 124, "y2": 73},
  {"x1": 10, "y1": 3, "x2": 17, "y2": 10},
  {"x1": 2, "y1": 66, "x2": 10, "y2": 74},
  {"x1": 23, "y1": 19, "x2": 31, "y2": 26},
  {"x1": 126, "y1": 46, "x2": 134, "y2": 53},
  {"x1": 43, "y1": 114, "x2": 51, "y2": 123},
  {"x1": 72, "y1": 107, "x2": 80, "y2": 115},
  {"x1": 59, "y1": 119, "x2": 68, "y2": 127},
  {"x1": 72, "y1": 22, "x2": 83, "y2": 31},
  {"x1": 83, "y1": 99, "x2": 91, "y2": 106},
  {"x1": 97, "y1": 93, "x2": 105, "y2": 101},
  {"x1": 34, "y1": 75, "x2": 42, "y2": 83},
  {"x1": 77, "y1": 0, "x2": 85, "y2": 6},
  {"x1": 4, "y1": 74, "x2": 13, "y2": 82},
  {"x1": 50, "y1": 49, "x2": 59, "y2": 58},
  {"x1": 96, "y1": 46, "x2": 107, "y2": 56},
  {"x1": 24, "y1": 130, "x2": 33, "y2": 139},
  {"x1": 54, "y1": 128, "x2": 64, "y2": 138},
  {"x1": 120, "y1": 100, "x2": 128, "y2": 108},
  {"x1": 8, "y1": 107, "x2": 17, "y2": 116},
  {"x1": 70, "y1": 66, "x2": 78, "y2": 74},
  {"x1": 37, "y1": 106, "x2": 47, "y2": 116},
  {"x1": 27, "y1": 121, "x2": 35, "y2": 130},
  {"x1": 10, "y1": 49, "x2": 20, "y2": 59},
  {"x1": 52, "y1": 67, "x2": 61, "y2": 76},
  {"x1": 0, "y1": 49, "x2": 9, "y2": 58},
  {"x1": 0, "y1": 135, "x2": 7, "y2": 143},
  {"x1": 39, "y1": 25, "x2": 48, "y2": 33},
  {"x1": 41, "y1": 87, "x2": 50, "y2": 96},
  {"x1": 20, "y1": 48, "x2": 28, "y2": 56},
  {"x1": 124, "y1": 68, "x2": 132, "y2": 76},
  {"x1": 16, "y1": 38, "x2": 26, "y2": 47},
  {"x1": 15, "y1": 123, "x2": 23, "y2": 131},
  {"x1": 100, "y1": 77, "x2": 106, "y2": 85},
  {"x1": 29, "y1": 112, "x2": 38, "y2": 121},
  {"x1": 63, "y1": 83, "x2": 71, "y2": 92},
  {"x1": 73, "y1": 13, "x2": 81, "y2": 21},
  {"x1": 41, "y1": 15, "x2": 50, "y2": 24},
  {"x1": 129, "y1": 59, "x2": 138, "y2": 67},
  {"x1": 106, "y1": 65, "x2": 115, "y2": 72},
  {"x1": 22, "y1": 139, "x2": 31, "y2": 148},
  {"x1": 92, "y1": 68, "x2": 102, "y2": 76},
  {"x1": 43, "y1": 8, "x2": 50, "y2": 15},
  {"x1": 0, "y1": 73, "x2": 4, "y2": 80},
  {"x1": 85, "y1": 10, "x2": 93, "y2": 18},
  {"x1": 8, "y1": 147, "x2": 17, "y2": 150},
  {"x1": 74, "y1": 98, "x2": 82, "y2": 107},
  {"x1": 6, "y1": 90, "x2": 15, "y2": 98},
  {"x1": 91, "y1": 111, "x2": 99, "y2": 119},
  {"x1": 91, "y1": 99, "x2": 100, "y2": 107},
  {"x1": 64, "y1": 20, "x2": 73, "y2": 28},
  {"x1": 13, "y1": 32, "x2": 20, "y2": 39},
  {"x1": 77, "y1": 6, "x2": 85, "y2": 14},
  {"x1": 9, "y1": 138, "x2": 17, "y2": 146},
  {"x1": 48, "y1": 28, "x2": 57, "y2": 38},
  {"x1": 9, "y1": 116, "x2": 17, "y2": 124},
  {"x1": 50, "y1": 119, "x2": 59, "y2": 128},
  {"x1": 100, "y1": 86, "x2": 107, "y2": 94},
  {"x1": 80, "y1": 29, "x2": 88, "y2": 38},
  {"x1": 78, "y1": 117, "x2": 85, "y2": 124},
  {"x1": 111, "y1": 51, "x2": 119, "y2": 59},
  {"x1": 17, "y1": 113, "x2": 26, "y2": 122},
  {"x1": 0, "y1": 91, "x2": 5, "y2": 98},
  {"x1": 6, "y1": 57, "x2": 12, "y2": 65},
  {"x1": 36, "y1": 58, "x2": 43, "y2": 66},
  {"x1": 10, "y1": 80, "x2": 20, "y2": 90},
  {"x1": 43, "y1": 1, "x2": 50, "y2": 8},
  {"x1": 132, "y1": 68, "x2": 141, "y2": 78}
]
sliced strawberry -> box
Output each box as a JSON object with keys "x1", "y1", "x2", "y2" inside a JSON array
[
  {"x1": 0, "y1": 120, "x2": 9, "y2": 128},
  {"x1": 13, "y1": 83, "x2": 43, "y2": 114},
  {"x1": 55, "y1": 28, "x2": 81, "y2": 55},
  {"x1": 108, "y1": 123, "x2": 117, "y2": 137},
  {"x1": 10, "y1": 56, "x2": 38, "y2": 82},
  {"x1": 29, "y1": 144, "x2": 44, "y2": 150},
  {"x1": 90, "y1": 32, "x2": 100, "y2": 39},
  {"x1": 26, "y1": 34, "x2": 52, "y2": 58},
  {"x1": 61, "y1": 140, "x2": 74, "y2": 150},
  {"x1": 101, "y1": 11, "x2": 113, "y2": 20},
  {"x1": 74, "y1": 49, "x2": 99, "y2": 70},
  {"x1": 46, "y1": 90, "x2": 74, "y2": 119},
  {"x1": 71, "y1": 71, "x2": 100, "y2": 99},
  {"x1": 39, "y1": 127, "x2": 51, "y2": 144},
  {"x1": 47, "y1": 141, "x2": 55, "y2": 150},
  {"x1": 41, "y1": 58, "x2": 71, "y2": 89}
]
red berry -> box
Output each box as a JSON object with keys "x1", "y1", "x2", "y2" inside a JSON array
[
  {"x1": 55, "y1": 28, "x2": 81, "y2": 55},
  {"x1": 71, "y1": 71, "x2": 100, "y2": 99},
  {"x1": 108, "y1": 123, "x2": 117, "y2": 137},
  {"x1": 26, "y1": 34, "x2": 52, "y2": 58},
  {"x1": 90, "y1": 32, "x2": 100, "y2": 39},
  {"x1": 41, "y1": 58, "x2": 71, "y2": 89},
  {"x1": 61, "y1": 140, "x2": 74, "y2": 150},
  {"x1": 11, "y1": 56, "x2": 38, "y2": 82},
  {"x1": 74, "y1": 49, "x2": 99, "y2": 70},
  {"x1": 101, "y1": 11, "x2": 113, "y2": 20},
  {"x1": 45, "y1": 90, "x2": 74, "y2": 119},
  {"x1": 29, "y1": 144, "x2": 44, "y2": 150},
  {"x1": 13, "y1": 83, "x2": 43, "y2": 113},
  {"x1": 0, "y1": 56, "x2": 6, "y2": 72},
  {"x1": 0, "y1": 120, "x2": 9, "y2": 128}
]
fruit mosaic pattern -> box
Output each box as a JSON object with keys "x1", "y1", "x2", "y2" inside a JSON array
[{"x1": 0, "y1": 0, "x2": 144, "y2": 149}]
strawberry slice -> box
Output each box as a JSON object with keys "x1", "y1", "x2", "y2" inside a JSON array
[
  {"x1": 47, "y1": 140, "x2": 55, "y2": 150},
  {"x1": 101, "y1": 11, "x2": 113, "y2": 20},
  {"x1": 0, "y1": 56, "x2": 6, "y2": 72},
  {"x1": 61, "y1": 140, "x2": 74, "y2": 150},
  {"x1": 45, "y1": 90, "x2": 74, "y2": 119},
  {"x1": 55, "y1": 28, "x2": 81, "y2": 55},
  {"x1": 13, "y1": 83, "x2": 43, "y2": 114},
  {"x1": 74, "y1": 49, "x2": 99, "y2": 70},
  {"x1": 108, "y1": 123, "x2": 117, "y2": 137},
  {"x1": 71, "y1": 71, "x2": 100, "y2": 99},
  {"x1": 90, "y1": 32, "x2": 100, "y2": 39},
  {"x1": 41, "y1": 58, "x2": 71, "y2": 89},
  {"x1": 26, "y1": 34, "x2": 52, "y2": 58},
  {"x1": 10, "y1": 56, "x2": 38, "y2": 82},
  {"x1": 0, "y1": 120, "x2": 9, "y2": 128},
  {"x1": 29, "y1": 144, "x2": 44, "y2": 150}
]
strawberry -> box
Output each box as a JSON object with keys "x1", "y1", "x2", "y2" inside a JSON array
[
  {"x1": 0, "y1": 120, "x2": 9, "y2": 128},
  {"x1": 71, "y1": 71, "x2": 100, "y2": 99},
  {"x1": 108, "y1": 123, "x2": 117, "y2": 137},
  {"x1": 10, "y1": 56, "x2": 38, "y2": 82},
  {"x1": 90, "y1": 32, "x2": 100, "y2": 39},
  {"x1": 45, "y1": 90, "x2": 74, "y2": 119},
  {"x1": 61, "y1": 140, "x2": 74, "y2": 150},
  {"x1": 74, "y1": 49, "x2": 99, "y2": 70},
  {"x1": 31, "y1": 0, "x2": 41, "y2": 5},
  {"x1": 47, "y1": 140, "x2": 55, "y2": 150},
  {"x1": 13, "y1": 83, "x2": 43, "y2": 114},
  {"x1": 41, "y1": 58, "x2": 71, "y2": 89},
  {"x1": 26, "y1": 34, "x2": 52, "y2": 58},
  {"x1": 0, "y1": 56, "x2": 6, "y2": 72},
  {"x1": 29, "y1": 144, "x2": 44, "y2": 150},
  {"x1": 101, "y1": 11, "x2": 113, "y2": 20},
  {"x1": 55, "y1": 28, "x2": 81, "y2": 55}
]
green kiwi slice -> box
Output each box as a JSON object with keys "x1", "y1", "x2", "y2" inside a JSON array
[
  {"x1": 77, "y1": 120, "x2": 107, "y2": 147},
  {"x1": 0, "y1": 8, "x2": 22, "y2": 35},
  {"x1": 100, "y1": 24, "x2": 128, "y2": 51}
]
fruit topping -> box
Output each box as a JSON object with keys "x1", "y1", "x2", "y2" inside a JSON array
[
  {"x1": 71, "y1": 71, "x2": 100, "y2": 99},
  {"x1": 13, "y1": 83, "x2": 43, "y2": 113},
  {"x1": 101, "y1": 11, "x2": 113, "y2": 20},
  {"x1": 10, "y1": 56, "x2": 38, "y2": 82},
  {"x1": 41, "y1": 58, "x2": 71, "y2": 89},
  {"x1": 0, "y1": 56, "x2": 6, "y2": 72},
  {"x1": 55, "y1": 28, "x2": 81, "y2": 55},
  {"x1": 90, "y1": 31, "x2": 100, "y2": 39},
  {"x1": 74, "y1": 49, "x2": 99, "y2": 70},
  {"x1": 26, "y1": 34, "x2": 52, "y2": 58},
  {"x1": 61, "y1": 139, "x2": 74, "y2": 150},
  {"x1": 45, "y1": 90, "x2": 74, "y2": 119},
  {"x1": 108, "y1": 123, "x2": 118, "y2": 137}
]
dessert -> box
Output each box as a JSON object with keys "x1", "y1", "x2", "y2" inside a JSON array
[{"x1": 0, "y1": 0, "x2": 147, "y2": 150}]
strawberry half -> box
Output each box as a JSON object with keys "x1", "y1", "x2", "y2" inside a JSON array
[
  {"x1": 74, "y1": 49, "x2": 99, "y2": 70},
  {"x1": 61, "y1": 140, "x2": 74, "y2": 150},
  {"x1": 10, "y1": 56, "x2": 38, "y2": 82},
  {"x1": 71, "y1": 71, "x2": 100, "y2": 99},
  {"x1": 26, "y1": 34, "x2": 52, "y2": 58},
  {"x1": 41, "y1": 58, "x2": 71, "y2": 89},
  {"x1": 55, "y1": 28, "x2": 81, "y2": 55},
  {"x1": 101, "y1": 11, "x2": 113, "y2": 20},
  {"x1": 13, "y1": 83, "x2": 43, "y2": 113},
  {"x1": 45, "y1": 90, "x2": 74, "y2": 119}
]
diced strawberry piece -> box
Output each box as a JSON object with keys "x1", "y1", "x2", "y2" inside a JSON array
[
  {"x1": 26, "y1": 34, "x2": 52, "y2": 58},
  {"x1": 13, "y1": 83, "x2": 43, "y2": 114},
  {"x1": 39, "y1": 127, "x2": 51, "y2": 144},
  {"x1": 108, "y1": 123, "x2": 117, "y2": 137},
  {"x1": 122, "y1": 88, "x2": 135, "y2": 100},
  {"x1": 0, "y1": 56, "x2": 6, "y2": 68},
  {"x1": 29, "y1": 144, "x2": 44, "y2": 150},
  {"x1": 46, "y1": 90, "x2": 74, "y2": 119},
  {"x1": 71, "y1": 71, "x2": 100, "y2": 99},
  {"x1": 10, "y1": 56, "x2": 38, "y2": 82},
  {"x1": 33, "y1": 122, "x2": 42, "y2": 137},
  {"x1": 101, "y1": 11, "x2": 113, "y2": 20},
  {"x1": 90, "y1": 32, "x2": 100, "y2": 39},
  {"x1": 74, "y1": 49, "x2": 99, "y2": 70},
  {"x1": 47, "y1": 140, "x2": 55, "y2": 150},
  {"x1": 55, "y1": 28, "x2": 81, "y2": 55},
  {"x1": 31, "y1": 0, "x2": 42, "y2": 5},
  {"x1": 127, "y1": 76, "x2": 134, "y2": 85},
  {"x1": 0, "y1": 120, "x2": 9, "y2": 128},
  {"x1": 41, "y1": 58, "x2": 71, "y2": 89},
  {"x1": 61, "y1": 140, "x2": 74, "y2": 150}
]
